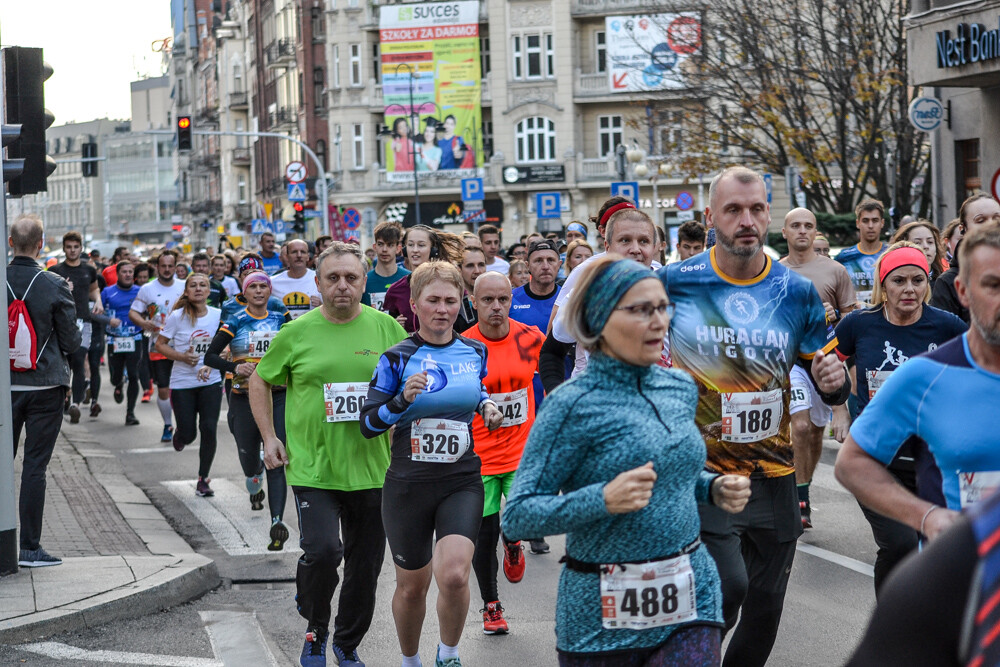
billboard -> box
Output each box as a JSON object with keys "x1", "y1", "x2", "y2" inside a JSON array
[
  {"x1": 379, "y1": 1, "x2": 483, "y2": 182},
  {"x1": 606, "y1": 13, "x2": 702, "y2": 92}
]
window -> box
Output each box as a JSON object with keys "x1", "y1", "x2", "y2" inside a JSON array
[
  {"x1": 482, "y1": 119, "x2": 493, "y2": 159},
  {"x1": 316, "y1": 139, "x2": 327, "y2": 171},
  {"x1": 957, "y1": 139, "x2": 981, "y2": 201},
  {"x1": 313, "y1": 67, "x2": 324, "y2": 110},
  {"x1": 352, "y1": 123, "x2": 364, "y2": 168},
  {"x1": 334, "y1": 124, "x2": 342, "y2": 171},
  {"x1": 238, "y1": 174, "x2": 247, "y2": 204},
  {"x1": 598, "y1": 115, "x2": 622, "y2": 157},
  {"x1": 545, "y1": 34, "x2": 554, "y2": 77},
  {"x1": 332, "y1": 45, "x2": 340, "y2": 88},
  {"x1": 235, "y1": 118, "x2": 245, "y2": 148},
  {"x1": 480, "y1": 36, "x2": 491, "y2": 76},
  {"x1": 311, "y1": 6, "x2": 325, "y2": 38},
  {"x1": 526, "y1": 35, "x2": 541, "y2": 78},
  {"x1": 512, "y1": 33, "x2": 554, "y2": 80},
  {"x1": 596, "y1": 31, "x2": 606, "y2": 73},
  {"x1": 347, "y1": 0, "x2": 359, "y2": 7},
  {"x1": 349, "y1": 43, "x2": 361, "y2": 86},
  {"x1": 233, "y1": 62, "x2": 243, "y2": 91},
  {"x1": 515, "y1": 116, "x2": 556, "y2": 163},
  {"x1": 373, "y1": 43, "x2": 381, "y2": 84},
  {"x1": 512, "y1": 36, "x2": 522, "y2": 79}
]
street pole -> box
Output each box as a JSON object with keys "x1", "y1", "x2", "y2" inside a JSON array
[{"x1": 409, "y1": 72, "x2": 421, "y2": 227}]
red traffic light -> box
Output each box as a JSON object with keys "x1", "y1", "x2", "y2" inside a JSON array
[
  {"x1": 177, "y1": 117, "x2": 191, "y2": 129},
  {"x1": 293, "y1": 202, "x2": 304, "y2": 212}
]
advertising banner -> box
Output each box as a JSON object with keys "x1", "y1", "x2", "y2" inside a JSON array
[
  {"x1": 606, "y1": 13, "x2": 701, "y2": 92},
  {"x1": 380, "y1": 1, "x2": 483, "y2": 182}
]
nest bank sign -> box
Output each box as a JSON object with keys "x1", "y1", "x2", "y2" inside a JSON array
[{"x1": 936, "y1": 19, "x2": 1000, "y2": 68}]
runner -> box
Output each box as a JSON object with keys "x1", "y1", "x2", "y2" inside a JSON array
[
  {"x1": 658, "y1": 166, "x2": 849, "y2": 667},
  {"x1": 510, "y1": 239, "x2": 561, "y2": 413},
  {"x1": 204, "y1": 271, "x2": 291, "y2": 550},
  {"x1": 101, "y1": 261, "x2": 144, "y2": 426},
  {"x1": 835, "y1": 197, "x2": 889, "y2": 307},
  {"x1": 563, "y1": 240, "x2": 593, "y2": 276},
  {"x1": 891, "y1": 221, "x2": 946, "y2": 288},
  {"x1": 360, "y1": 261, "x2": 503, "y2": 667},
  {"x1": 504, "y1": 256, "x2": 750, "y2": 665},
  {"x1": 130, "y1": 250, "x2": 185, "y2": 442},
  {"x1": 463, "y1": 272, "x2": 544, "y2": 636},
  {"x1": 675, "y1": 220, "x2": 707, "y2": 261},
  {"x1": 362, "y1": 222, "x2": 409, "y2": 312},
  {"x1": 779, "y1": 207, "x2": 857, "y2": 528},
  {"x1": 221, "y1": 254, "x2": 287, "y2": 320},
  {"x1": 210, "y1": 254, "x2": 240, "y2": 296},
  {"x1": 813, "y1": 234, "x2": 831, "y2": 257},
  {"x1": 191, "y1": 252, "x2": 228, "y2": 307},
  {"x1": 383, "y1": 225, "x2": 464, "y2": 332},
  {"x1": 478, "y1": 224, "x2": 509, "y2": 274},
  {"x1": 507, "y1": 260, "x2": 529, "y2": 289},
  {"x1": 259, "y1": 232, "x2": 282, "y2": 275},
  {"x1": 251, "y1": 242, "x2": 406, "y2": 667},
  {"x1": 931, "y1": 194, "x2": 1000, "y2": 323},
  {"x1": 455, "y1": 245, "x2": 486, "y2": 332},
  {"x1": 270, "y1": 239, "x2": 321, "y2": 319},
  {"x1": 154, "y1": 273, "x2": 222, "y2": 497}
]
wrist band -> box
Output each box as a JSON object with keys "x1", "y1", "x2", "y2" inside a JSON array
[{"x1": 920, "y1": 504, "x2": 939, "y2": 535}]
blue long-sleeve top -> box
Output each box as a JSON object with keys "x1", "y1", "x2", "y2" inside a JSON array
[{"x1": 503, "y1": 352, "x2": 723, "y2": 654}]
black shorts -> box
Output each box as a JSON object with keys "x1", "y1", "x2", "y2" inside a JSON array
[
  {"x1": 151, "y1": 359, "x2": 173, "y2": 387},
  {"x1": 381, "y1": 474, "x2": 484, "y2": 570}
]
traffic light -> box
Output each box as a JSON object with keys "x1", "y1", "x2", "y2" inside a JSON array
[
  {"x1": 2, "y1": 124, "x2": 23, "y2": 184},
  {"x1": 81, "y1": 141, "x2": 98, "y2": 177},
  {"x1": 3, "y1": 46, "x2": 56, "y2": 196},
  {"x1": 292, "y1": 202, "x2": 305, "y2": 233},
  {"x1": 176, "y1": 115, "x2": 192, "y2": 151}
]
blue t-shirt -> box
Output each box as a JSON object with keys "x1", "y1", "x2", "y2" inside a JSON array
[
  {"x1": 219, "y1": 306, "x2": 289, "y2": 392},
  {"x1": 835, "y1": 243, "x2": 888, "y2": 305},
  {"x1": 437, "y1": 136, "x2": 466, "y2": 169},
  {"x1": 835, "y1": 305, "x2": 966, "y2": 412},
  {"x1": 510, "y1": 283, "x2": 558, "y2": 411},
  {"x1": 260, "y1": 252, "x2": 283, "y2": 276},
  {"x1": 363, "y1": 266, "x2": 410, "y2": 311},
  {"x1": 851, "y1": 334, "x2": 1000, "y2": 511},
  {"x1": 101, "y1": 284, "x2": 142, "y2": 340}
]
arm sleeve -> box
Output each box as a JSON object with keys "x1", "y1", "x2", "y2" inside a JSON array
[
  {"x1": 836, "y1": 267, "x2": 858, "y2": 312},
  {"x1": 502, "y1": 389, "x2": 611, "y2": 539},
  {"x1": 798, "y1": 286, "x2": 838, "y2": 360},
  {"x1": 159, "y1": 312, "x2": 178, "y2": 346},
  {"x1": 539, "y1": 332, "x2": 573, "y2": 394},
  {"x1": 359, "y1": 350, "x2": 412, "y2": 438},
  {"x1": 203, "y1": 329, "x2": 237, "y2": 373}
]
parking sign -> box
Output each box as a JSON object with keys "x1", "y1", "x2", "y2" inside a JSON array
[
  {"x1": 461, "y1": 178, "x2": 484, "y2": 202},
  {"x1": 610, "y1": 181, "x2": 639, "y2": 202},
  {"x1": 536, "y1": 192, "x2": 562, "y2": 219}
]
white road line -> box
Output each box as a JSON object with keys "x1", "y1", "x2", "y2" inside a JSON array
[
  {"x1": 126, "y1": 446, "x2": 200, "y2": 454},
  {"x1": 796, "y1": 542, "x2": 875, "y2": 578},
  {"x1": 200, "y1": 610, "x2": 281, "y2": 667},
  {"x1": 162, "y1": 478, "x2": 301, "y2": 556},
  {"x1": 19, "y1": 641, "x2": 223, "y2": 666}
]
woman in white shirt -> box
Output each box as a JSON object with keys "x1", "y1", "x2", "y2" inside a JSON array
[{"x1": 155, "y1": 273, "x2": 223, "y2": 497}]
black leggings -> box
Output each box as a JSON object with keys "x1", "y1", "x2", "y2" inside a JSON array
[
  {"x1": 107, "y1": 346, "x2": 141, "y2": 413},
  {"x1": 472, "y1": 512, "x2": 519, "y2": 604},
  {"x1": 138, "y1": 336, "x2": 151, "y2": 391},
  {"x1": 171, "y1": 383, "x2": 223, "y2": 479},
  {"x1": 228, "y1": 391, "x2": 287, "y2": 520}
]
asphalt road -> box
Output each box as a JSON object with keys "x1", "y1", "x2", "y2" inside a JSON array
[{"x1": 2, "y1": 391, "x2": 882, "y2": 666}]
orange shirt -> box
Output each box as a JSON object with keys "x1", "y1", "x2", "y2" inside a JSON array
[{"x1": 463, "y1": 319, "x2": 544, "y2": 475}]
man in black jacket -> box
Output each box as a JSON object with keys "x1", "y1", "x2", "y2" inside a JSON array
[{"x1": 8, "y1": 213, "x2": 81, "y2": 568}]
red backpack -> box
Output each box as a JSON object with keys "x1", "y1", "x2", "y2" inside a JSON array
[{"x1": 8, "y1": 272, "x2": 49, "y2": 371}]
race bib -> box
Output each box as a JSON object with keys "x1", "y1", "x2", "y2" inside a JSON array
[
  {"x1": 600, "y1": 554, "x2": 698, "y2": 630},
  {"x1": 721, "y1": 390, "x2": 782, "y2": 443},
  {"x1": 789, "y1": 386, "x2": 809, "y2": 412},
  {"x1": 324, "y1": 382, "x2": 368, "y2": 422},
  {"x1": 493, "y1": 387, "x2": 529, "y2": 427},
  {"x1": 113, "y1": 336, "x2": 136, "y2": 353},
  {"x1": 410, "y1": 418, "x2": 471, "y2": 463},
  {"x1": 190, "y1": 335, "x2": 212, "y2": 356},
  {"x1": 248, "y1": 330, "x2": 277, "y2": 359},
  {"x1": 370, "y1": 292, "x2": 387, "y2": 312},
  {"x1": 856, "y1": 290, "x2": 873, "y2": 306},
  {"x1": 866, "y1": 370, "x2": 892, "y2": 400},
  {"x1": 959, "y1": 471, "x2": 1000, "y2": 508}
]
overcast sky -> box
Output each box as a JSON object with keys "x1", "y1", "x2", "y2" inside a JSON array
[{"x1": 2, "y1": 2, "x2": 172, "y2": 124}]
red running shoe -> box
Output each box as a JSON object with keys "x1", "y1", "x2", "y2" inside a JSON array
[
  {"x1": 502, "y1": 539, "x2": 525, "y2": 583},
  {"x1": 482, "y1": 600, "x2": 509, "y2": 635},
  {"x1": 141, "y1": 388, "x2": 153, "y2": 403}
]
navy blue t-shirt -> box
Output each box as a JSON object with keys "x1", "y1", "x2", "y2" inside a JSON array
[
  {"x1": 510, "y1": 283, "x2": 558, "y2": 411},
  {"x1": 834, "y1": 304, "x2": 967, "y2": 413}
]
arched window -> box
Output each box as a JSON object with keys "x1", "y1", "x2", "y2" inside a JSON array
[{"x1": 515, "y1": 117, "x2": 556, "y2": 163}]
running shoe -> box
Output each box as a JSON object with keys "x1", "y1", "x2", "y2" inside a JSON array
[
  {"x1": 502, "y1": 540, "x2": 525, "y2": 583},
  {"x1": 269, "y1": 518, "x2": 290, "y2": 551},
  {"x1": 90, "y1": 401, "x2": 101, "y2": 418},
  {"x1": 800, "y1": 500, "x2": 813, "y2": 530},
  {"x1": 435, "y1": 646, "x2": 462, "y2": 667},
  {"x1": 250, "y1": 489, "x2": 265, "y2": 511},
  {"x1": 113, "y1": 383, "x2": 124, "y2": 404},
  {"x1": 331, "y1": 643, "x2": 365, "y2": 666},
  {"x1": 161, "y1": 425, "x2": 174, "y2": 443},
  {"x1": 529, "y1": 538, "x2": 550, "y2": 555},
  {"x1": 68, "y1": 403, "x2": 81, "y2": 424},
  {"x1": 125, "y1": 412, "x2": 140, "y2": 426},
  {"x1": 141, "y1": 388, "x2": 153, "y2": 403},
  {"x1": 196, "y1": 478, "x2": 214, "y2": 497},
  {"x1": 247, "y1": 475, "x2": 265, "y2": 510},
  {"x1": 300, "y1": 626, "x2": 328, "y2": 667},
  {"x1": 18, "y1": 547, "x2": 62, "y2": 568},
  {"x1": 84, "y1": 381, "x2": 91, "y2": 403},
  {"x1": 482, "y1": 600, "x2": 509, "y2": 635}
]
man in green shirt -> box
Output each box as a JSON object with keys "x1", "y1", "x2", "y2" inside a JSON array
[
  {"x1": 250, "y1": 242, "x2": 406, "y2": 667},
  {"x1": 362, "y1": 221, "x2": 409, "y2": 311}
]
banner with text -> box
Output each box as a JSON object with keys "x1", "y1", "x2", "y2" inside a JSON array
[
  {"x1": 380, "y1": 1, "x2": 483, "y2": 182},
  {"x1": 606, "y1": 13, "x2": 701, "y2": 92}
]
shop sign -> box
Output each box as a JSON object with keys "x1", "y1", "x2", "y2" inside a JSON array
[
  {"x1": 937, "y1": 19, "x2": 1000, "y2": 68},
  {"x1": 908, "y1": 97, "x2": 944, "y2": 132}
]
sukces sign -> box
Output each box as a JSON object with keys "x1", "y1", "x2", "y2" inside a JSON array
[
  {"x1": 380, "y1": 1, "x2": 483, "y2": 182},
  {"x1": 606, "y1": 13, "x2": 701, "y2": 92}
]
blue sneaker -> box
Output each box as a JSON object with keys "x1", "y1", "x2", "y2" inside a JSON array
[
  {"x1": 300, "y1": 627, "x2": 328, "y2": 667},
  {"x1": 331, "y1": 643, "x2": 365, "y2": 666},
  {"x1": 435, "y1": 646, "x2": 462, "y2": 667},
  {"x1": 161, "y1": 424, "x2": 174, "y2": 443}
]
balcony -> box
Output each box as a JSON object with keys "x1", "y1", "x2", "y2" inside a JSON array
[
  {"x1": 570, "y1": 0, "x2": 663, "y2": 16},
  {"x1": 375, "y1": 166, "x2": 491, "y2": 190},
  {"x1": 269, "y1": 106, "x2": 297, "y2": 130},
  {"x1": 231, "y1": 147, "x2": 251, "y2": 165},
  {"x1": 233, "y1": 204, "x2": 252, "y2": 220},
  {"x1": 574, "y1": 71, "x2": 609, "y2": 98},
  {"x1": 197, "y1": 105, "x2": 219, "y2": 124},
  {"x1": 229, "y1": 91, "x2": 248, "y2": 109},
  {"x1": 265, "y1": 38, "x2": 296, "y2": 68},
  {"x1": 580, "y1": 157, "x2": 615, "y2": 181}
]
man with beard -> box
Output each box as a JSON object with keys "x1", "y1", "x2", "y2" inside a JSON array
[{"x1": 658, "y1": 166, "x2": 850, "y2": 667}]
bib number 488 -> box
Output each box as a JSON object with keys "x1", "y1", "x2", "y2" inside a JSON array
[{"x1": 619, "y1": 584, "x2": 680, "y2": 618}]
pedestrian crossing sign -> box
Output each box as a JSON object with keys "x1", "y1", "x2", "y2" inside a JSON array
[{"x1": 287, "y1": 183, "x2": 307, "y2": 202}]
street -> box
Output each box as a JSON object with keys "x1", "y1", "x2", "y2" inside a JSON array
[{"x1": 2, "y1": 393, "x2": 879, "y2": 666}]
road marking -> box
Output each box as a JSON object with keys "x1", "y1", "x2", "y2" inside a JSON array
[
  {"x1": 796, "y1": 542, "x2": 874, "y2": 578},
  {"x1": 19, "y1": 641, "x2": 222, "y2": 666},
  {"x1": 163, "y1": 478, "x2": 300, "y2": 556},
  {"x1": 200, "y1": 610, "x2": 281, "y2": 666},
  {"x1": 126, "y1": 446, "x2": 200, "y2": 454}
]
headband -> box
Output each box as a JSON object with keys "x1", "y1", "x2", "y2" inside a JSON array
[
  {"x1": 878, "y1": 246, "x2": 929, "y2": 283},
  {"x1": 584, "y1": 259, "x2": 655, "y2": 336},
  {"x1": 567, "y1": 222, "x2": 587, "y2": 235},
  {"x1": 242, "y1": 271, "x2": 272, "y2": 290},
  {"x1": 598, "y1": 202, "x2": 637, "y2": 229},
  {"x1": 238, "y1": 256, "x2": 264, "y2": 273}
]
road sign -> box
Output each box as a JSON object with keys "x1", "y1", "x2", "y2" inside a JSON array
[
  {"x1": 273, "y1": 220, "x2": 288, "y2": 234},
  {"x1": 463, "y1": 209, "x2": 487, "y2": 224},
  {"x1": 342, "y1": 207, "x2": 361, "y2": 230},
  {"x1": 611, "y1": 181, "x2": 640, "y2": 202},
  {"x1": 287, "y1": 183, "x2": 307, "y2": 202},
  {"x1": 536, "y1": 192, "x2": 562, "y2": 219},
  {"x1": 250, "y1": 219, "x2": 273, "y2": 234},
  {"x1": 181, "y1": 224, "x2": 192, "y2": 236},
  {"x1": 464, "y1": 199, "x2": 484, "y2": 211},
  {"x1": 285, "y1": 161, "x2": 307, "y2": 183},
  {"x1": 461, "y1": 177, "x2": 484, "y2": 201},
  {"x1": 676, "y1": 191, "x2": 694, "y2": 211},
  {"x1": 304, "y1": 209, "x2": 323, "y2": 218},
  {"x1": 763, "y1": 174, "x2": 773, "y2": 204}
]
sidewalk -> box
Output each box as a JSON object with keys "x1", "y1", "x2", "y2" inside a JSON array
[{"x1": 0, "y1": 428, "x2": 219, "y2": 643}]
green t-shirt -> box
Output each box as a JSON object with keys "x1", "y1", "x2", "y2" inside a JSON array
[
  {"x1": 255, "y1": 306, "x2": 407, "y2": 490},
  {"x1": 362, "y1": 265, "x2": 410, "y2": 311}
]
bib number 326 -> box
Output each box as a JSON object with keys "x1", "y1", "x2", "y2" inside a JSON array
[
  {"x1": 324, "y1": 382, "x2": 368, "y2": 423},
  {"x1": 721, "y1": 390, "x2": 782, "y2": 443},
  {"x1": 600, "y1": 554, "x2": 698, "y2": 630},
  {"x1": 410, "y1": 419, "x2": 471, "y2": 463}
]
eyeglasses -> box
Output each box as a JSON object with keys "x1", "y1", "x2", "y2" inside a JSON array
[{"x1": 614, "y1": 302, "x2": 675, "y2": 320}]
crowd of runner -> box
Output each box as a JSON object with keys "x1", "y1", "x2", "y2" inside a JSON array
[{"x1": 33, "y1": 165, "x2": 1000, "y2": 667}]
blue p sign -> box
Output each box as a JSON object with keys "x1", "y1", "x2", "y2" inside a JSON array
[
  {"x1": 536, "y1": 192, "x2": 561, "y2": 219},
  {"x1": 461, "y1": 177, "x2": 484, "y2": 202},
  {"x1": 611, "y1": 181, "x2": 640, "y2": 202}
]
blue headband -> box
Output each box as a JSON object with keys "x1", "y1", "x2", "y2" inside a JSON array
[
  {"x1": 583, "y1": 259, "x2": 655, "y2": 335},
  {"x1": 567, "y1": 222, "x2": 587, "y2": 235}
]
